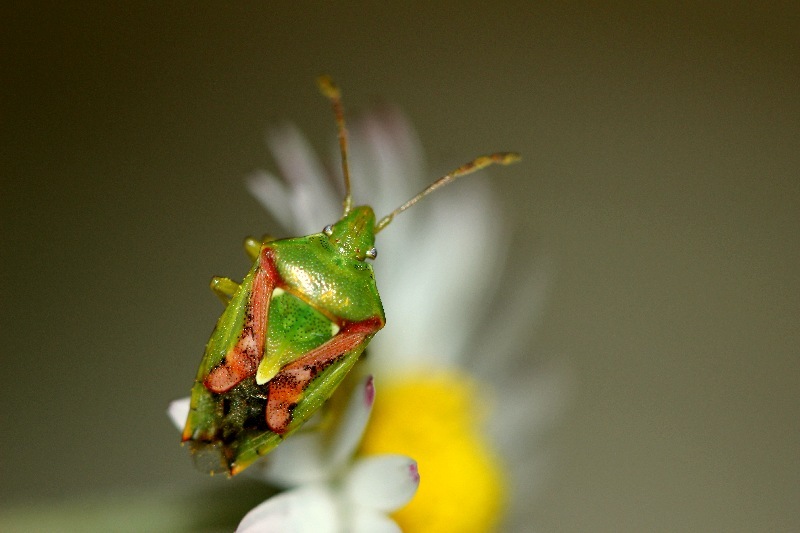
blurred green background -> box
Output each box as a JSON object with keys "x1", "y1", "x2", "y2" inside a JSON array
[{"x1": 2, "y1": 2, "x2": 798, "y2": 531}]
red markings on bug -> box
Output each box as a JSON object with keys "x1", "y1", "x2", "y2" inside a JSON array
[
  {"x1": 265, "y1": 317, "x2": 383, "y2": 434},
  {"x1": 205, "y1": 248, "x2": 280, "y2": 394},
  {"x1": 201, "y1": 244, "x2": 385, "y2": 436}
]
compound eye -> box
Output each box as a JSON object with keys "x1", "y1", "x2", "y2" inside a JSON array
[
  {"x1": 365, "y1": 247, "x2": 378, "y2": 260},
  {"x1": 323, "y1": 225, "x2": 333, "y2": 236}
]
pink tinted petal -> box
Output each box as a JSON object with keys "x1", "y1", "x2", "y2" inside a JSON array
[
  {"x1": 237, "y1": 485, "x2": 339, "y2": 533},
  {"x1": 362, "y1": 106, "x2": 424, "y2": 217},
  {"x1": 327, "y1": 375, "x2": 375, "y2": 469},
  {"x1": 344, "y1": 455, "x2": 420, "y2": 512},
  {"x1": 167, "y1": 397, "x2": 190, "y2": 431},
  {"x1": 346, "y1": 106, "x2": 421, "y2": 221}
]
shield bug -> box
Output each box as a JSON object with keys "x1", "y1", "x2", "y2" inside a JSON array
[{"x1": 181, "y1": 75, "x2": 519, "y2": 475}]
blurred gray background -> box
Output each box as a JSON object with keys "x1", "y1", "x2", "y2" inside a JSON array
[{"x1": 2, "y1": 2, "x2": 798, "y2": 531}]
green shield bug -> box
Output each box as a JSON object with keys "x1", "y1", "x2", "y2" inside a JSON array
[{"x1": 181, "y1": 76, "x2": 520, "y2": 475}]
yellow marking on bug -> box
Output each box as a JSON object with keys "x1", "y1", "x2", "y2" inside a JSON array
[
  {"x1": 256, "y1": 357, "x2": 281, "y2": 385},
  {"x1": 331, "y1": 323, "x2": 341, "y2": 336},
  {"x1": 258, "y1": 289, "x2": 286, "y2": 384}
]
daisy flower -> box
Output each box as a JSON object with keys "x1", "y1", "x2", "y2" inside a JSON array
[{"x1": 247, "y1": 104, "x2": 559, "y2": 531}]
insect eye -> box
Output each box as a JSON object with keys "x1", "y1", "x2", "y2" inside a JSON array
[
  {"x1": 323, "y1": 225, "x2": 333, "y2": 236},
  {"x1": 365, "y1": 247, "x2": 378, "y2": 260}
]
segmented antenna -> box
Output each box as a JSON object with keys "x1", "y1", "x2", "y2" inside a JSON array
[
  {"x1": 317, "y1": 75, "x2": 353, "y2": 216},
  {"x1": 374, "y1": 152, "x2": 521, "y2": 233}
]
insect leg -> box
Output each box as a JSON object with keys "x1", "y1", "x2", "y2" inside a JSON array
[
  {"x1": 243, "y1": 237, "x2": 261, "y2": 261},
  {"x1": 209, "y1": 276, "x2": 240, "y2": 304},
  {"x1": 265, "y1": 317, "x2": 383, "y2": 434},
  {"x1": 243, "y1": 235, "x2": 275, "y2": 261},
  {"x1": 204, "y1": 248, "x2": 280, "y2": 393}
]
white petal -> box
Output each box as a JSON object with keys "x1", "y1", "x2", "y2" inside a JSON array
[
  {"x1": 344, "y1": 455, "x2": 419, "y2": 512},
  {"x1": 359, "y1": 109, "x2": 425, "y2": 274},
  {"x1": 237, "y1": 485, "x2": 339, "y2": 533},
  {"x1": 266, "y1": 124, "x2": 340, "y2": 234},
  {"x1": 341, "y1": 123, "x2": 380, "y2": 211},
  {"x1": 351, "y1": 507, "x2": 402, "y2": 533},
  {"x1": 167, "y1": 397, "x2": 190, "y2": 431},
  {"x1": 433, "y1": 182, "x2": 507, "y2": 361},
  {"x1": 326, "y1": 375, "x2": 375, "y2": 469},
  {"x1": 250, "y1": 431, "x2": 328, "y2": 488},
  {"x1": 349, "y1": 106, "x2": 423, "y2": 218},
  {"x1": 246, "y1": 170, "x2": 294, "y2": 230},
  {"x1": 371, "y1": 177, "x2": 506, "y2": 369}
]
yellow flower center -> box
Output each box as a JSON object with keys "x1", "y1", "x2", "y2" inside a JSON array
[{"x1": 359, "y1": 372, "x2": 505, "y2": 532}]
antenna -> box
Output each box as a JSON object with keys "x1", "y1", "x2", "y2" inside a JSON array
[
  {"x1": 374, "y1": 152, "x2": 520, "y2": 233},
  {"x1": 317, "y1": 75, "x2": 353, "y2": 216}
]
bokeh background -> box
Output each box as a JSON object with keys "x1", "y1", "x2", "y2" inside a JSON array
[{"x1": 2, "y1": 3, "x2": 798, "y2": 531}]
